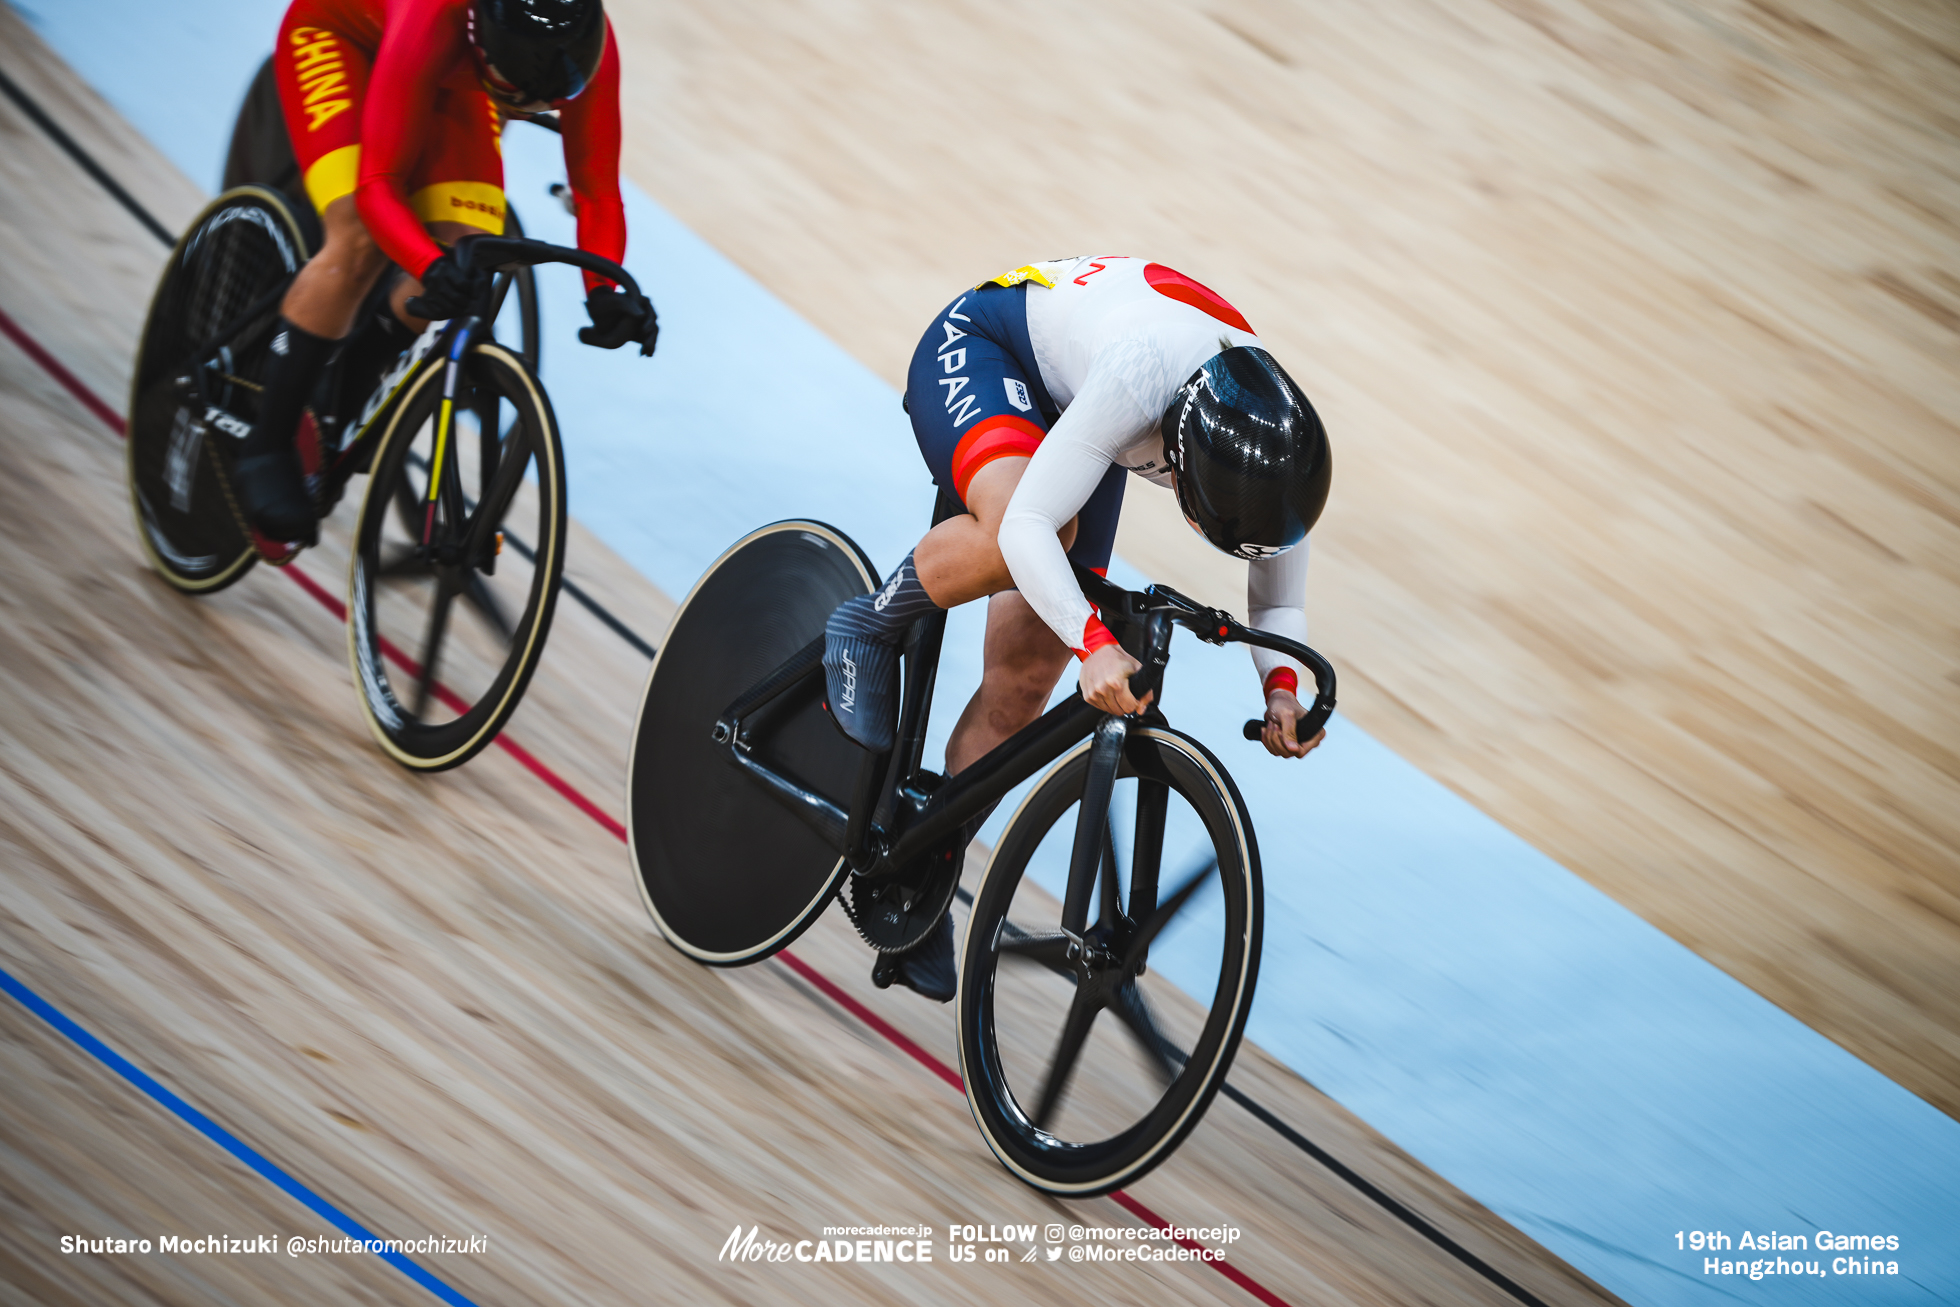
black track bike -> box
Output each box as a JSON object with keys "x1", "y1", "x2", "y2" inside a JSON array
[
  {"x1": 126, "y1": 182, "x2": 651, "y2": 770},
  {"x1": 627, "y1": 500, "x2": 1335, "y2": 1195}
]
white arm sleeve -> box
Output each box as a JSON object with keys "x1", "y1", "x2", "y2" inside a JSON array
[
  {"x1": 1247, "y1": 540, "x2": 1309, "y2": 690},
  {"x1": 997, "y1": 365, "x2": 1155, "y2": 653}
]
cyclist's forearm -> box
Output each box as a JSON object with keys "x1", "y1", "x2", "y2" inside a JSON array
[
  {"x1": 998, "y1": 379, "x2": 1153, "y2": 656},
  {"x1": 353, "y1": 182, "x2": 441, "y2": 279},
  {"x1": 999, "y1": 441, "x2": 1114, "y2": 656},
  {"x1": 1248, "y1": 542, "x2": 1309, "y2": 692},
  {"x1": 560, "y1": 26, "x2": 626, "y2": 291}
]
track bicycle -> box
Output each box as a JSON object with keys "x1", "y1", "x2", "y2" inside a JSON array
[
  {"x1": 627, "y1": 499, "x2": 1336, "y2": 1195},
  {"x1": 126, "y1": 183, "x2": 651, "y2": 770}
]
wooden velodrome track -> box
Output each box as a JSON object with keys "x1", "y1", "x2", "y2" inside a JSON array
[
  {"x1": 605, "y1": 0, "x2": 1960, "y2": 1119},
  {"x1": 0, "y1": 1, "x2": 1952, "y2": 1305},
  {"x1": 0, "y1": 8, "x2": 1622, "y2": 1306}
]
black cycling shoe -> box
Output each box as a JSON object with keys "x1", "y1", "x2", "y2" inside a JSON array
[
  {"x1": 232, "y1": 446, "x2": 318, "y2": 545},
  {"x1": 871, "y1": 911, "x2": 956, "y2": 1003},
  {"x1": 822, "y1": 622, "x2": 899, "y2": 751}
]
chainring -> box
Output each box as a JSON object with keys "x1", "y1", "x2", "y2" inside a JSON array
[{"x1": 843, "y1": 838, "x2": 966, "y2": 953}]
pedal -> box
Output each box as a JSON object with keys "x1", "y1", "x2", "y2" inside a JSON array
[
  {"x1": 247, "y1": 526, "x2": 303, "y2": 567},
  {"x1": 870, "y1": 952, "x2": 901, "y2": 989}
]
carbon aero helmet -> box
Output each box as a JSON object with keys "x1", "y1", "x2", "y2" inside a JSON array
[
  {"x1": 1161, "y1": 346, "x2": 1331, "y2": 561},
  {"x1": 469, "y1": 0, "x2": 607, "y2": 106}
]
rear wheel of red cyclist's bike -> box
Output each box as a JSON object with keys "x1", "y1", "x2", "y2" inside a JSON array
[{"x1": 126, "y1": 186, "x2": 308, "y2": 592}]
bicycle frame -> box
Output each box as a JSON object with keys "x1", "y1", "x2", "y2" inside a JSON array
[
  {"x1": 171, "y1": 233, "x2": 649, "y2": 537},
  {"x1": 174, "y1": 288, "x2": 485, "y2": 501},
  {"x1": 713, "y1": 537, "x2": 1337, "y2": 943}
]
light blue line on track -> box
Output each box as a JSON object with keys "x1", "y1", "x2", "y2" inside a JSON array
[
  {"x1": 15, "y1": 3, "x2": 1960, "y2": 1303},
  {"x1": 0, "y1": 963, "x2": 482, "y2": 1307}
]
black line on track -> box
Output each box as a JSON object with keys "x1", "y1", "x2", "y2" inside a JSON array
[
  {"x1": 14, "y1": 67, "x2": 1556, "y2": 1307},
  {"x1": 952, "y1": 890, "x2": 1550, "y2": 1306},
  {"x1": 1214, "y1": 1082, "x2": 1552, "y2": 1307},
  {"x1": 0, "y1": 63, "x2": 174, "y2": 246},
  {"x1": 0, "y1": 60, "x2": 661, "y2": 661}
]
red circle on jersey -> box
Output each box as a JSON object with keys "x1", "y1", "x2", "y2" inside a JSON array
[{"x1": 1144, "y1": 264, "x2": 1253, "y2": 334}]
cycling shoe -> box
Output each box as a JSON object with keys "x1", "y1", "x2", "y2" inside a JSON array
[
  {"x1": 872, "y1": 911, "x2": 956, "y2": 1003},
  {"x1": 232, "y1": 446, "x2": 317, "y2": 546},
  {"x1": 822, "y1": 621, "x2": 899, "y2": 751}
]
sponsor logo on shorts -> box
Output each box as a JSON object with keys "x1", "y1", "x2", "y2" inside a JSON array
[
  {"x1": 1004, "y1": 378, "x2": 1032, "y2": 412},
  {"x1": 449, "y1": 196, "x2": 504, "y2": 219}
]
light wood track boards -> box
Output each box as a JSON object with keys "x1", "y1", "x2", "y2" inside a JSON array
[
  {"x1": 0, "y1": 11, "x2": 1618, "y2": 1304},
  {"x1": 603, "y1": 0, "x2": 1960, "y2": 1117}
]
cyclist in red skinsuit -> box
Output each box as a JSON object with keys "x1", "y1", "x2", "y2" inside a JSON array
[{"x1": 235, "y1": 0, "x2": 655, "y2": 544}]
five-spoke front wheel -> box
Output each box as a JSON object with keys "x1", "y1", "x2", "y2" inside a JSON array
[
  {"x1": 347, "y1": 341, "x2": 565, "y2": 770},
  {"x1": 957, "y1": 725, "x2": 1262, "y2": 1196}
]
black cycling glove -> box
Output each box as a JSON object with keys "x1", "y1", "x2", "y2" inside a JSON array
[
  {"x1": 404, "y1": 248, "x2": 491, "y2": 322},
  {"x1": 580, "y1": 286, "x2": 659, "y2": 355}
]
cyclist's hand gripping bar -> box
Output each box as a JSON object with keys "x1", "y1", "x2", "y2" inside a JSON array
[
  {"x1": 1230, "y1": 617, "x2": 1337, "y2": 744},
  {"x1": 456, "y1": 235, "x2": 655, "y2": 348},
  {"x1": 1066, "y1": 565, "x2": 1336, "y2": 743}
]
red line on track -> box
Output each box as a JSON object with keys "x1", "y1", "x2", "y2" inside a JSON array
[
  {"x1": 775, "y1": 949, "x2": 964, "y2": 1092},
  {"x1": 1109, "y1": 1190, "x2": 1291, "y2": 1307},
  {"x1": 282, "y1": 565, "x2": 629, "y2": 840},
  {"x1": 0, "y1": 306, "x2": 127, "y2": 434},
  {"x1": 3, "y1": 308, "x2": 1294, "y2": 1307}
]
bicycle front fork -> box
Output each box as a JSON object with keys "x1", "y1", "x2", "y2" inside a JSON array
[
  {"x1": 1060, "y1": 715, "x2": 1128, "y2": 941},
  {"x1": 417, "y1": 325, "x2": 482, "y2": 556}
]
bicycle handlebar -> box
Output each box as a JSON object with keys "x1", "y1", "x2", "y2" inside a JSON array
[
  {"x1": 455, "y1": 235, "x2": 651, "y2": 320},
  {"x1": 1201, "y1": 616, "x2": 1337, "y2": 743},
  {"x1": 1241, "y1": 717, "x2": 1325, "y2": 744},
  {"x1": 1068, "y1": 563, "x2": 1337, "y2": 744}
]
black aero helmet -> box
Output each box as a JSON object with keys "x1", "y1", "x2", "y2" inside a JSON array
[
  {"x1": 470, "y1": 0, "x2": 606, "y2": 105},
  {"x1": 1161, "y1": 346, "x2": 1330, "y2": 561}
]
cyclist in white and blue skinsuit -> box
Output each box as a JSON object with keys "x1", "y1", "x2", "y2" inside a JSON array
[{"x1": 824, "y1": 255, "x2": 1332, "y2": 1000}]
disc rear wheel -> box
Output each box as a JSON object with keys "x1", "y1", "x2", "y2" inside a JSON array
[{"x1": 628, "y1": 521, "x2": 878, "y2": 964}]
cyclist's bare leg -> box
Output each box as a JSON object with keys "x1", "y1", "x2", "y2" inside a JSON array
[
  {"x1": 236, "y1": 195, "x2": 390, "y2": 538},
  {"x1": 909, "y1": 457, "x2": 1085, "y2": 773},
  {"x1": 913, "y1": 458, "x2": 1076, "y2": 608},
  {"x1": 914, "y1": 456, "x2": 1151, "y2": 717},
  {"x1": 281, "y1": 206, "x2": 479, "y2": 334},
  {"x1": 863, "y1": 462, "x2": 1080, "y2": 996},
  {"x1": 280, "y1": 195, "x2": 389, "y2": 336},
  {"x1": 944, "y1": 591, "x2": 1074, "y2": 775},
  {"x1": 240, "y1": 208, "x2": 484, "y2": 539}
]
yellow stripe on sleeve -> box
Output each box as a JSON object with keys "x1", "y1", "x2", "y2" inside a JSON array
[{"x1": 301, "y1": 144, "x2": 361, "y2": 214}]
